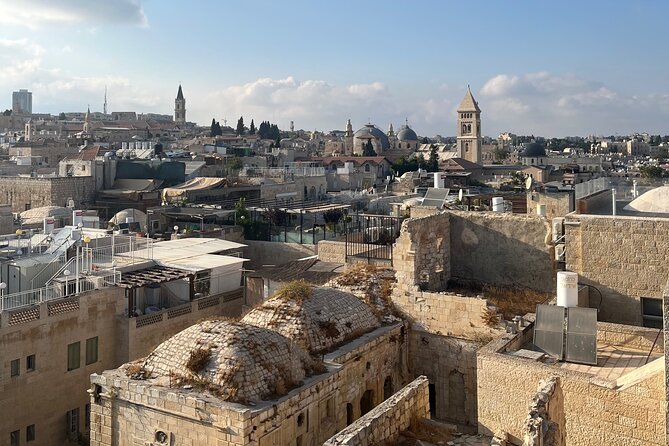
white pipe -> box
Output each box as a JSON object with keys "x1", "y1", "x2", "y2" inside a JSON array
[{"x1": 612, "y1": 189, "x2": 617, "y2": 216}]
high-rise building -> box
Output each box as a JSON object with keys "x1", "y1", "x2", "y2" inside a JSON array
[
  {"x1": 174, "y1": 84, "x2": 186, "y2": 124},
  {"x1": 12, "y1": 89, "x2": 32, "y2": 115},
  {"x1": 456, "y1": 86, "x2": 482, "y2": 164}
]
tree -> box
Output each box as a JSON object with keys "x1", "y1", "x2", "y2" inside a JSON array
[
  {"x1": 421, "y1": 137, "x2": 429, "y2": 144},
  {"x1": 2, "y1": 109, "x2": 11, "y2": 116},
  {"x1": 263, "y1": 207, "x2": 288, "y2": 227},
  {"x1": 428, "y1": 144, "x2": 439, "y2": 171},
  {"x1": 249, "y1": 119, "x2": 256, "y2": 135},
  {"x1": 234, "y1": 197, "x2": 249, "y2": 223},
  {"x1": 236, "y1": 116, "x2": 245, "y2": 136},
  {"x1": 392, "y1": 157, "x2": 418, "y2": 176},
  {"x1": 227, "y1": 157, "x2": 243, "y2": 171},
  {"x1": 362, "y1": 139, "x2": 377, "y2": 156},
  {"x1": 639, "y1": 165, "x2": 664, "y2": 179},
  {"x1": 58, "y1": 112, "x2": 66, "y2": 120}
]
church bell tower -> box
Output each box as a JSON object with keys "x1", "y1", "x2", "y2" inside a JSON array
[
  {"x1": 456, "y1": 86, "x2": 482, "y2": 164},
  {"x1": 175, "y1": 84, "x2": 186, "y2": 124}
]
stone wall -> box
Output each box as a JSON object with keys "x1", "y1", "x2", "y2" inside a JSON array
[
  {"x1": 448, "y1": 211, "x2": 554, "y2": 293},
  {"x1": 526, "y1": 192, "x2": 571, "y2": 220},
  {"x1": 394, "y1": 213, "x2": 451, "y2": 294},
  {"x1": 0, "y1": 176, "x2": 97, "y2": 212},
  {"x1": 323, "y1": 376, "x2": 430, "y2": 446},
  {"x1": 576, "y1": 189, "x2": 612, "y2": 215},
  {"x1": 477, "y1": 322, "x2": 665, "y2": 445},
  {"x1": 522, "y1": 377, "x2": 564, "y2": 446},
  {"x1": 409, "y1": 330, "x2": 479, "y2": 425},
  {"x1": 566, "y1": 214, "x2": 669, "y2": 325},
  {"x1": 318, "y1": 240, "x2": 347, "y2": 263},
  {"x1": 409, "y1": 205, "x2": 441, "y2": 218}
]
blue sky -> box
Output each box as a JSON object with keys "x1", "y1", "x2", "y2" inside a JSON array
[{"x1": 0, "y1": 0, "x2": 668, "y2": 137}]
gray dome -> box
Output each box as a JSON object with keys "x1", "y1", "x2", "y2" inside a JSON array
[
  {"x1": 397, "y1": 125, "x2": 418, "y2": 141},
  {"x1": 354, "y1": 124, "x2": 390, "y2": 150},
  {"x1": 523, "y1": 142, "x2": 546, "y2": 157}
]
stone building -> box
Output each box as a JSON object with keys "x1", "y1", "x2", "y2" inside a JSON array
[
  {"x1": 89, "y1": 286, "x2": 409, "y2": 445},
  {"x1": 174, "y1": 84, "x2": 186, "y2": 124},
  {"x1": 456, "y1": 87, "x2": 482, "y2": 165}
]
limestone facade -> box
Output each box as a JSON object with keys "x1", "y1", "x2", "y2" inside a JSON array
[
  {"x1": 0, "y1": 176, "x2": 97, "y2": 212},
  {"x1": 565, "y1": 213, "x2": 669, "y2": 325}
]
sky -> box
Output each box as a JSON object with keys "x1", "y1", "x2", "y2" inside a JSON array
[{"x1": 0, "y1": 0, "x2": 668, "y2": 137}]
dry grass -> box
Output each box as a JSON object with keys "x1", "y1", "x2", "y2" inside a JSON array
[
  {"x1": 480, "y1": 307, "x2": 500, "y2": 328},
  {"x1": 125, "y1": 363, "x2": 151, "y2": 379},
  {"x1": 185, "y1": 347, "x2": 211, "y2": 374},
  {"x1": 274, "y1": 279, "x2": 313, "y2": 302},
  {"x1": 335, "y1": 262, "x2": 379, "y2": 285},
  {"x1": 484, "y1": 285, "x2": 550, "y2": 320}
]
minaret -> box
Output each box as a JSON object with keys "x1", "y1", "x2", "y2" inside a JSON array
[
  {"x1": 456, "y1": 86, "x2": 482, "y2": 164},
  {"x1": 175, "y1": 84, "x2": 186, "y2": 124},
  {"x1": 344, "y1": 119, "x2": 354, "y2": 155}
]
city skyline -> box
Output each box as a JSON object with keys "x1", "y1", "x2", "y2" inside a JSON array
[{"x1": 0, "y1": 0, "x2": 668, "y2": 137}]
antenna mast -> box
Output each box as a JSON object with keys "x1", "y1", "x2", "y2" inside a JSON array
[{"x1": 103, "y1": 86, "x2": 107, "y2": 115}]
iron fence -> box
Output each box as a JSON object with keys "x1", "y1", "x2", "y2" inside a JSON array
[{"x1": 345, "y1": 214, "x2": 404, "y2": 264}]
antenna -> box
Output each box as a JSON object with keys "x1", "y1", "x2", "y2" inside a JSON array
[{"x1": 103, "y1": 86, "x2": 107, "y2": 115}]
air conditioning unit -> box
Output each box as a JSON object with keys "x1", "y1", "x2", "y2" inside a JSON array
[
  {"x1": 552, "y1": 217, "x2": 565, "y2": 243},
  {"x1": 555, "y1": 244, "x2": 566, "y2": 262}
]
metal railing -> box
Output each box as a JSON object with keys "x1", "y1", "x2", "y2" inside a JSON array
[
  {"x1": 1, "y1": 270, "x2": 120, "y2": 313},
  {"x1": 575, "y1": 177, "x2": 609, "y2": 199},
  {"x1": 30, "y1": 252, "x2": 67, "y2": 289}
]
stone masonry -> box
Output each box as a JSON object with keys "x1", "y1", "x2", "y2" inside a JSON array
[{"x1": 323, "y1": 375, "x2": 430, "y2": 446}]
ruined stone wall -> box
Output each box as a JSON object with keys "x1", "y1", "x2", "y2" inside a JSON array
[
  {"x1": 409, "y1": 331, "x2": 479, "y2": 426},
  {"x1": 0, "y1": 287, "x2": 125, "y2": 446},
  {"x1": 566, "y1": 214, "x2": 669, "y2": 325},
  {"x1": 393, "y1": 290, "x2": 491, "y2": 338},
  {"x1": 477, "y1": 324, "x2": 665, "y2": 445},
  {"x1": 448, "y1": 211, "x2": 554, "y2": 293},
  {"x1": 318, "y1": 240, "x2": 347, "y2": 263},
  {"x1": 394, "y1": 213, "x2": 451, "y2": 294},
  {"x1": 409, "y1": 205, "x2": 442, "y2": 218},
  {"x1": 323, "y1": 376, "x2": 430, "y2": 446},
  {"x1": 526, "y1": 192, "x2": 571, "y2": 220}
]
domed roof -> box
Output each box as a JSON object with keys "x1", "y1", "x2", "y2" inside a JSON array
[
  {"x1": 20, "y1": 206, "x2": 71, "y2": 225},
  {"x1": 397, "y1": 125, "x2": 418, "y2": 141},
  {"x1": 242, "y1": 286, "x2": 380, "y2": 354},
  {"x1": 137, "y1": 320, "x2": 318, "y2": 403},
  {"x1": 354, "y1": 124, "x2": 390, "y2": 150},
  {"x1": 624, "y1": 186, "x2": 669, "y2": 213},
  {"x1": 523, "y1": 142, "x2": 546, "y2": 157},
  {"x1": 109, "y1": 208, "x2": 147, "y2": 227}
]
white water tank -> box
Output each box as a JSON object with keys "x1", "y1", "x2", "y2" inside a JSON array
[
  {"x1": 536, "y1": 204, "x2": 546, "y2": 217},
  {"x1": 43, "y1": 217, "x2": 55, "y2": 233},
  {"x1": 557, "y1": 271, "x2": 579, "y2": 307},
  {"x1": 492, "y1": 197, "x2": 504, "y2": 212},
  {"x1": 433, "y1": 172, "x2": 444, "y2": 189},
  {"x1": 72, "y1": 210, "x2": 83, "y2": 227}
]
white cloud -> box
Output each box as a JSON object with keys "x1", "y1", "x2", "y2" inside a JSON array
[
  {"x1": 479, "y1": 72, "x2": 669, "y2": 136},
  {"x1": 0, "y1": 39, "x2": 44, "y2": 80},
  {"x1": 0, "y1": 0, "x2": 147, "y2": 28}
]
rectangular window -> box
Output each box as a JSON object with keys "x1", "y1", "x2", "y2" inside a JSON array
[
  {"x1": 67, "y1": 408, "x2": 79, "y2": 436},
  {"x1": 67, "y1": 342, "x2": 80, "y2": 371},
  {"x1": 85, "y1": 337, "x2": 98, "y2": 365},
  {"x1": 26, "y1": 354, "x2": 35, "y2": 372},
  {"x1": 26, "y1": 424, "x2": 35, "y2": 442},
  {"x1": 642, "y1": 298, "x2": 663, "y2": 328},
  {"x1": 10, "y1": 430, "x2": 19, "y2": 446},
  {"x1": 11, "y1": 358, "x2": 20, "y2": 377}
]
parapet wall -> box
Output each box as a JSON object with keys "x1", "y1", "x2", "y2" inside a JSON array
[{"x1": 323, "y1": 376, "x2": 430, "y2": 446}]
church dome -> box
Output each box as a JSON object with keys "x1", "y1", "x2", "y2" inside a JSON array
[
  {"x1": 523, "y1": 142, "x2": 546, "y2": 157},
  {"x1": 397, "y1": 125, "x2": 418, "y2": 141},
  {"x1": 137, "y1": 320, "x2": 319, "y2": 403},
  {"x1": 242, "y1": 286, "x2": 380, "y2": 354},
  {"x1": 354, "y1": 124, "x2": 390, "y2": 150}
]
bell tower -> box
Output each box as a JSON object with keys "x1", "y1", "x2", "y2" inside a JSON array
[
  {"x1": 175, "y1": 84, "x2": 186, "y2": 124},
  {"x1": 456, "y1": 86, "x2": 482, "y2": 164}
]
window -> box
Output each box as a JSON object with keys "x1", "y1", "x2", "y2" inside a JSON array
[
  {"x1": 67, "y1": 342, "x2": 80, "y2": 371},
  {"x1": 11, "y1": 358, "x2": 20, "y2": 377},
  {"x1": 26, "y1": 424, "x2": 35, "y2": 442},
  {"x1": 642, "y1": 298, "x2": 662, "y2": 328},
  {"x1": 67, "y1": 408, "x2": 80, "y2": 437},
  {"x1": 85, "y1": 337, "x2": 98, "y2": 365},
  {"x1": 10, "y1": 430, "x2": 19, "y2": 446},
  {"x1": 26, "y1": 354, "x2": 35, "y2": 372}
]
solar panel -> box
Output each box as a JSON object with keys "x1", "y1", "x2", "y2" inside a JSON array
[
  {"x1": 565, "y1": 307, "x2": 598, "y2": 365},
  {"x1": 422, "y1": 188, "x2": 450, "y2": 208},
  {"x1": 533, "y1": 304, "x2": 565, "y2": 359}
]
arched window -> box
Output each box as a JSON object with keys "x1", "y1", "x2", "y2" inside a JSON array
[{"x1": 465, "y1": 142, "x2": 469, "y2": 152}]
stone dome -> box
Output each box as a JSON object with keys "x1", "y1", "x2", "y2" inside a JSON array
[
  {"x1": 241, "y1": 286, "x2": 380, "y2": 354},
  {"x1": 109, "y1": 208, "x2": 147, "y2": 228},
  {"x1": 624, "y1": 186, "x2": 669, "y2": 213},
  {"x1": 397, "y1": 125, "x2": 418, "y2": 141},
  {"x1": 354, "y1": 124, "x2": 390, "y2": 150},
  {"x1": 523, "y1": 142, "x2": 547, "y2": 157},
  {"x1": 138, "y1": 320, "x2": 318, "y2": 403}
]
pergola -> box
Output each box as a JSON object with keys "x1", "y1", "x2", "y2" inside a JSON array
[{"x1": 116, "y1": 265, "x2": 194, "y2": 317}]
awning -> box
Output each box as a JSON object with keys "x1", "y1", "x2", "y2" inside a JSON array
[{"x1": 116, "y1": 266, "x2": 193, "y2": 288}]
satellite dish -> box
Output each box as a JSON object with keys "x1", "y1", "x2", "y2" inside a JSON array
[
  {"x1": 525, "y1": 176, "x2": 533, "y2": 190},
  {"x1": 458, "y1": 189, "x2": 464, "y2": 201}
]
